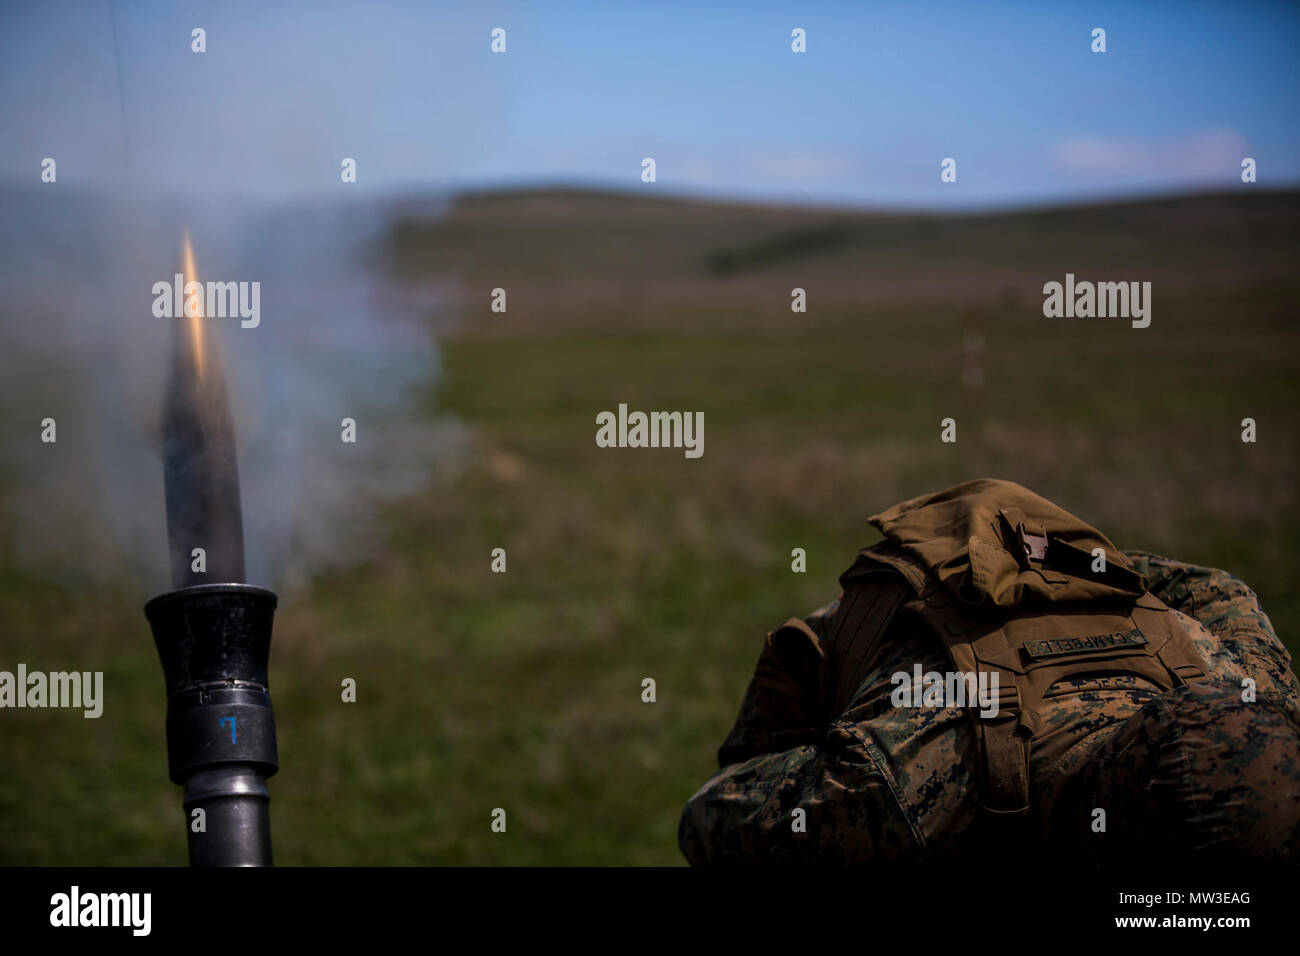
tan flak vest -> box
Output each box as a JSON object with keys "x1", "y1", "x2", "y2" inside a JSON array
[{"x1": 828, "y1": 479, "x2": 1207, "y2": 817}]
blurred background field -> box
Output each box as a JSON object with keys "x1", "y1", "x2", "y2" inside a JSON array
[{"x1": 1, "y1": 186, "x2": 1297, "y2": 864}]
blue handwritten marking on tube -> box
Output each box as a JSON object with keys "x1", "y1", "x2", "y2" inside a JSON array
[{"x1": 219, "y1": 716, "x2": 237, "y2": 744}]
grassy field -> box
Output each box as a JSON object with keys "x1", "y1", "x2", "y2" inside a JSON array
[{"x1": 2, "y1": 187, "x2": 1297, "y2": 864}]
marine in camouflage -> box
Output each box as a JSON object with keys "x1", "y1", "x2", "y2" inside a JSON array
[{"x1": 679, "y1": 492, "x2": 1300, "y2": 867}]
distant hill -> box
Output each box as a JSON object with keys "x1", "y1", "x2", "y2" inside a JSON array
[{"x1": 387, "y1": 187, "x2": 1300, "y2": 313}]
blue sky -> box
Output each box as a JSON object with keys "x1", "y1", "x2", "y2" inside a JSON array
[{"x1": 1, "y1": 0, "x2": 1297, "y2": 208}]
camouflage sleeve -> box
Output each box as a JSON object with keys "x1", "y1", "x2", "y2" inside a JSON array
[
  {"x1": 678, "y1": 725, "x2": 921, "y2": 866},
  {"x1": 680, "y1": 597, "x2": 925, "y2": 866},
  {"x1": 1126, "y1": 550, "x2": 1299, "y2": 701},
  {"x1": 1128, "y1": 550, "x2": 1279, "y2": 642}
]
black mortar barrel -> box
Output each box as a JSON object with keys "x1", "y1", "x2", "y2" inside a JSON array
[{"x1": 145, "y1": 583, "x2": 279, "y2": 866}]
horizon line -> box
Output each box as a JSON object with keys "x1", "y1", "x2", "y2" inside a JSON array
[{"x1": 2, "y1": 176, "x2": 1295, "y2": 218}]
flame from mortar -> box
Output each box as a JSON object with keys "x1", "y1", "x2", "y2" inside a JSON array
[
  {"x1": 162, "y1": 232, "x2": 245, "y2": 587},
  {"x1": 181, "y1": 229, "x2": 206, "y2": 379}
]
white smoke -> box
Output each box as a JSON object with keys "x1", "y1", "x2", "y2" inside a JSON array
[{"x1": 0, "y1": 185, "x2": 461, "y2": 596}]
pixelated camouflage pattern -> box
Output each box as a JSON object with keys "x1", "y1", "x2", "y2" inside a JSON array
[
  {"x1": 679, "y1": 552, "x2": 1300, "y2": 865},
  {"x1": 1040, "y1": 681, "x2": 1300, "y2": 862},
  {"x1": 1129, "y1": 550, "x2": 1300, "y2": 719}
]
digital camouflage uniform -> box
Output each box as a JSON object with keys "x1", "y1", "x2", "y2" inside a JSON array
[{"x1": 678, "y1": 480, "x2": 1300, "y2": 866}]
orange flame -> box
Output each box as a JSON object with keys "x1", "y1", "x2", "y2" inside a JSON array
[{"x1": 182, "y1": 229, "x2": 205, "y2": 379}]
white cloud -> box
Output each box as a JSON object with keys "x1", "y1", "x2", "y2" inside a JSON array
[{"x1": 1050, "y1": 127, "x2": 1249, "y2": 180}]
